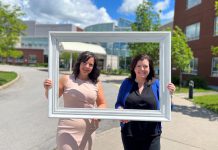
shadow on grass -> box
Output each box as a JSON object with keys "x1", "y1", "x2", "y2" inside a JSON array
[{"x1": 0, "y1": 79, "x2": 8, "y2": 86}]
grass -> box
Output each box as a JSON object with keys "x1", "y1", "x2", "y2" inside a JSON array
[
  {"x1": 193, "y1": 95, "x2": 218, "y2": 114},
  {"x1": 0, "y1": 71, "x2": 17, "y2": 86},
  {"x1": 175, "y1": 86, "x2": 214, "y2": 93}
]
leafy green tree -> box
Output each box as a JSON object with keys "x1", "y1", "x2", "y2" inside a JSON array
[
  {"x1": 72, "y1": 52, "x2": 79, "y2": 65},
  {"x1": 211, "y1": 46, "x2": 218, "y2": 55},
  {"x1": 211, "y1": 46, "x2": 218, "y2": 70},
  {"x1": 171, "y1": 26, "x2": 193, "y2": 88},
  {"x1": 60, "y1": 51, "x2": 79, "y2": 69},
  {"x1": 215, "y1": 0, "x2": 218, "y2": 15},
  {"x1": 0, "y1": 49, "x2": 8, "y2": 63},
  {"x1": 8, "y1": 49, "x2": 23, "y2": 63},
  {"x1": 60, "y1": 52, "x2": 71, "y2": 68},
  {"x1": 129, "y1": 1, "x2": 160, "y2": 65},
  {"x1": 128, "y1": 1, "x2": 193, "y2": 89},
  {"x1": 0, "y1": 2, "x2": 27, "y2": 54}
]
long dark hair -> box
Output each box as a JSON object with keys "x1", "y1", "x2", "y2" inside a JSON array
[
  {"x1": 73, "y1": 51, "x2": 100, "y2": 83},
  {"x1": 129, "y1": 54, "x2": 155, "y2": 81}
]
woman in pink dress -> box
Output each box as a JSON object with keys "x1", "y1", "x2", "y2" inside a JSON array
[{"x1": 44, "y1": 51, "x2": 107, "y2": 150}]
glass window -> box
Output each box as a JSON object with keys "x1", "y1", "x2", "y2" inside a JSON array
[
  {"x1": 215, "y1": 17, "x2": 218, "y2": 36},
  {"x1": 28, "y1": 55, "x2": 37, "y2": 64},
  {"x1": 186, "y1": 23, "x2": 200, "y2": 41},
  {"x1": 211, "y1": 57, "x2": 218, "y2": 77},
  {"x1": 187, "y1": 0, "x2": 201, "y2": 9},
  {"x1": 184, "y1": 58, "x2": 198, "y2": 75}
]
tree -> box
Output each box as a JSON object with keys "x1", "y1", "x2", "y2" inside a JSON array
[
  {"x1": 60, "y1": 52, "x2": 71, "y2": 68},
  {"x1": 215, "y1": 0, "x2": 218, "y2": 15},
  {"x1": 171, "y1": 26, "x2": 193, "y2": 88},
  {"x1": 211, "y1": 46, "x2": 218, "y2": 55},
  {"x1": 128, "y1": 1, "x2": 160, "y2": 65},
  {"x1": 60, "y1": 52, "x2": 79, "y2": 69},
  {"x1": 8, "y1": 49, "x2": 23, "y2": 63},
  {"x1": 0, "y1": 2, "x2": 27, "y2": 54},
  {"x1": 0, "y1": 49, "x2": 8, "y2": 63},
  {"x1": 129, "y1": 1, "x2": 193, "y2": 88}
]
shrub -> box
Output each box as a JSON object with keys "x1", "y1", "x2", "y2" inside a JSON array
[
  {"x1": 184, "y1": 76, "x2": 208, "y2": 89},
  {"x1": 172, "y1": 76, "x2": 180, "y2": 86},
  {"x1": 100, "y1": 69, "x2": 129, "y2": 76}
]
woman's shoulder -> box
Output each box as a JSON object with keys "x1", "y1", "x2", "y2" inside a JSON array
[
  {"x1": 96, "y1": 80, "x2": 102, "y2": 86},
  {"x1": 59, "y1": 74, "x2": 70, "y2": 84},
  {"x1": 122, "y1": 77, "x2": 132, "y2": 83},
  {"x1": 151, "y1": 78, "x2": 159, "y2": 88},
  {"x1": 60, "y1": 74, "x2": 70, "y2": 79},
  {"x1": 121, "y1": 78, "x2": 134, "y2": 87},
  {"x1": 153, "y1": 78, "x2": 159, "y2": 83}
]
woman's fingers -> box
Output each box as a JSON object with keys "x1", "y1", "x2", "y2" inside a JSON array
[
  {"x1": 91, "y1": 119, "x2": 100, "y2": 129},
  {"x1": 120, "y1": 120, "x2": 129, "y2": 123},
  {"x1": 44, "y1": 79, "x2": 52, "y2": 89},
  {"x1": 167, "y1": 83, "x2": 176, "y2": 94}
]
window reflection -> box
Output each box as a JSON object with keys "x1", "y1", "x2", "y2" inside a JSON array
[
  {"x1": 215, "y1": 17, "x2": 218, "y2": 36},
  {"x1": 187, "y1": 0, "x2": 201, "y2": 9},
  {"x1": 183, "y1": 58, "x2": 198, "y2": 75},
  {"x1": 212, "y1": 57, "x2": 218, "y2": 77},
  {"x1": 186, "y1": 22, "x2": 200, "y2": 41}
]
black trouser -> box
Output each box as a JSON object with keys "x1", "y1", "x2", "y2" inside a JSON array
[{"x1": 121, "y1": 133, "x2": 160, "y2": 150}]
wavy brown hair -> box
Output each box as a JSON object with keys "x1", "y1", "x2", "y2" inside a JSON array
[
  {"x1": 129, "y1": 54, "x2": 155, "y2": 81},
  {"x1": 73, "y1": 51, "x2": 100, "y2": 83}
]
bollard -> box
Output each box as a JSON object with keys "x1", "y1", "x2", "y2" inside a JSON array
[{"x1": 188, "y1": 80, "x2": 194, "y2": 99}]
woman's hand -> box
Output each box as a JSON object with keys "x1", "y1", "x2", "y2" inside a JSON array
[
  {"x1": 167, "y1": 83, "x2": 176, "y2": 95},
  {"x1": 118, "y1": 106, "x2": 129, "y2": 124},
  {"x1": 90, "y1": 119, "x2": 100, "y2": 131},
  {"x1": 44, "y1": 79, "x2": 52, "y2": 90},
  {"x1": 43, "y1": 79, "x2": 52, "y2": 98}
]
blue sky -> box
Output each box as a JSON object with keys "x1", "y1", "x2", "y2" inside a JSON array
[{"x1": 2, "y1": 0, "x2": 175, "y2": 28}]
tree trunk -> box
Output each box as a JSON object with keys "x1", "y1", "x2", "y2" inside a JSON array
[{"x1": 179, "y1": 70, "x2": 183, "y2": 90}]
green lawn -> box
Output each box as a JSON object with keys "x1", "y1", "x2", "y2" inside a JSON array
[
  {"x1": 0, "y1": 71, "x2": 17, "y2": 86},
  {"x1": 175, "y1": 87, "x2": 214, "y2": 93},
  {"x1": 193, "y1": 95, "x2": 218, "y2": 114}
]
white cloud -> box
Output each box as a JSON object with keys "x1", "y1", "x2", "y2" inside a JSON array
[
  {"x1": 1, "y1": 0, "x2": 20, "y2": 5},
  {"x1": 160, "y1": 10, "x2": 174, "y2": 20},
  {"x1": 154, "y1": 0, "x2": 170, "y2": 12},
  {"x1": 153, "y1": 0, "x2": 174, "y2": 24},
  {"x1": 1, "y1": 0, "x2": 115, "y2": 28},
  {"x1": 118, "y1": 0, "x2": 144, "y2": 14}
]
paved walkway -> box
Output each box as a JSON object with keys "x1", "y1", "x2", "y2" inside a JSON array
[
  {"x1": 94, "y1": 74, "x2": 218, "y2": 150},
  {"x1": 1, "y1": 67, "x2": 218, "y2": 150},
  {"x1": 94, "y1": 94, "x2": 218, "y2": 150}
]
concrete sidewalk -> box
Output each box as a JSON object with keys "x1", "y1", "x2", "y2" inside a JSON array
[{"x1": 94, "y1": 95, "x2": 218, "y2": 150}]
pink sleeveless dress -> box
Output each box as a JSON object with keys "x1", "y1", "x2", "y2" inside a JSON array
[{"x1": 56, "y1": 75, "x2": 98, "y2": 150}]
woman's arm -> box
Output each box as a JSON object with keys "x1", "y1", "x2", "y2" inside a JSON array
[
  {"x1": 115, "y1": 79, "x2": 131, "y2": 109},
  {"x1": 96, "y1": 81, "x2": 107, "y2": 108},
  {"x1": 58, "y1": 75, "x2": 67, "y2": 97},
  {"x1": 43, "y1": 75, "x2": 67, "y2": 98}
]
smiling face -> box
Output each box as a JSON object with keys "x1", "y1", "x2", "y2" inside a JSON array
[
  {"x1": 134, "y1": 58, "x2": 150, "y2": 80},
  {"x1": 79, "y1": 57, "x2": 95, "y2": 77}
]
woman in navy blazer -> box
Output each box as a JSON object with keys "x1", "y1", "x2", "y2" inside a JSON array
[{"x1": 115, "y1": 54, "x2": 175, "y2": 150}]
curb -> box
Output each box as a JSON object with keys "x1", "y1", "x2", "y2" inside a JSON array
[{"x1": 0, "y1": 73, "x2": 20, "y2": 90}]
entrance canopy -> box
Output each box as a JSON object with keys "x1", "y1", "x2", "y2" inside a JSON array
[
  {"x1": 60, "y1": 42, "x2": 106, "y2": 55},
  {"x1": 59, "y1": 42, "x2": 106, "y2": 72}
]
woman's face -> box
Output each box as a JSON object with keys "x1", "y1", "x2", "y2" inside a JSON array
[
  {"x1": 134, "y1": 58, "x2": 150, "y2": 79},
  {"x1": 79, "y1": 57, "x2": 95, "y2": 76}
]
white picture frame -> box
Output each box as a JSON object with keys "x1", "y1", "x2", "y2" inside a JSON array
[{"x1": 48, "y1": 31, "x2": 171, "y2": 121}]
